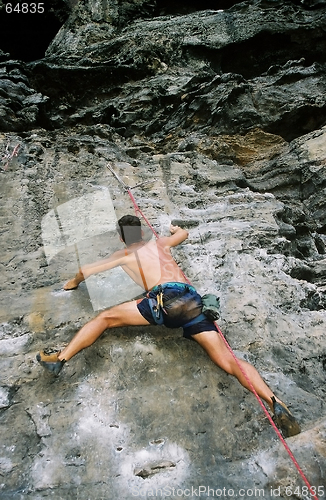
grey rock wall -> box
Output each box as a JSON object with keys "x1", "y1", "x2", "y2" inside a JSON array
[{"x1": 1, "y1": 0, "x2": 326, "y2": 498}]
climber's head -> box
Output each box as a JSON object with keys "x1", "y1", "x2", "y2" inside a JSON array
[{"x1": 117, "y1": 215, "x2": 142, "y2": 245}]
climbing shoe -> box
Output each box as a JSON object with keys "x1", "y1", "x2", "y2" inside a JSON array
[
  {"x1": 36, "y1": 349, "x2": 66, "y2": 376},
  {"x1": 272, "y1": 396, "x2": 301, "y2": 438}
]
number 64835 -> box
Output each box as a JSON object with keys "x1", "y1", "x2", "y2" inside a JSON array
[
  {"x1": 5, "y1": 3, "x2": 45, "y2": 14},
  {"x1": 285, "y1": 485, "x2": 324, "y2": 497}
]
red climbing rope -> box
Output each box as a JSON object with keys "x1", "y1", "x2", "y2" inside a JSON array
[
  {"x1": 126, "y1": 189, "x2": 319, "y2": 500},
  {"x1": 127, "y1": 188, "x2": 159, "y2": 239}
]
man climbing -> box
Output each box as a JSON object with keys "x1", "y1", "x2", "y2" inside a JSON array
[{"x1": 37, "y1": 215, "x2": 301, "y2": 438}]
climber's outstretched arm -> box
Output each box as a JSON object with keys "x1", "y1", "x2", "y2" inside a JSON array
[{"x1": 63, "y1": 249, "x2": 126, "y2": 290}]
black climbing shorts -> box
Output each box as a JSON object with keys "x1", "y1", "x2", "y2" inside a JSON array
[{"x1": 137, "y1": 282, "x2": 218, "y2": 340}]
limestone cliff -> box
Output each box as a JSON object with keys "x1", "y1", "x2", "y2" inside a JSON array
[{"x1": 0, "y1": 1, "x2": 326, "y2": 498}]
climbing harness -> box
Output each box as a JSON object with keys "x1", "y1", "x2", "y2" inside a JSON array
[
  {"x1": 147, "y1": 282, "x2": 206, "y2": 327},
  {"x1": 107, "y1": 163, "x2": 319, "y2": 500}
]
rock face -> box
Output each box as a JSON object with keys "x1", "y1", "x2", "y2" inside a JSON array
[{"x1": 1, "y1": 0, "x2": 326, "y2": 498}]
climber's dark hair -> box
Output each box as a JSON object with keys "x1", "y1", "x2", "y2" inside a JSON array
[{"x1": 117, "y1": 215, "x2": 142, "y2": 245}]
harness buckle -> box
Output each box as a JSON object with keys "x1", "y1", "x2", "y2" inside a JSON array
[{"x1": 156, "y1": 290, "x2": 164, "y2": 317}]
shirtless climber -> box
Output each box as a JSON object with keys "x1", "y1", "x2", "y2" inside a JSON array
[{"x1": 37, "y1": 215, "x2": 300, "y2": 438}]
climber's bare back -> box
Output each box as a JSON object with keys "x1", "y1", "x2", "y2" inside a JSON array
[{"x1": 120, "y1": 238, "x2": 187, "y2": 290}]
